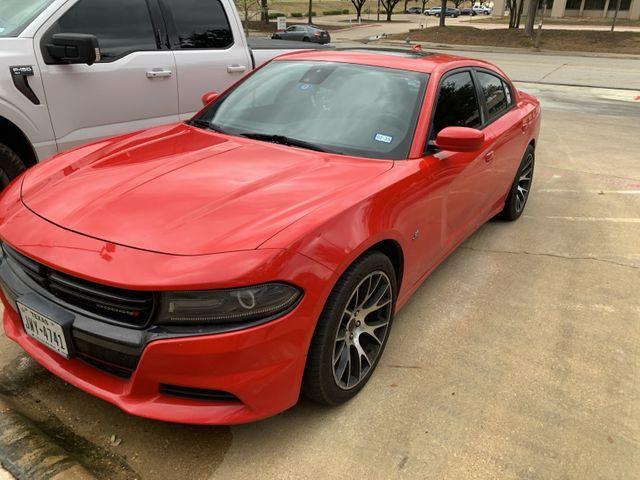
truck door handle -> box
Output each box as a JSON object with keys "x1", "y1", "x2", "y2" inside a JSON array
[
  {"x1": 146, "y1": 69, "x2": 173, "y2": 78},
  {"x1": 227, "y1": 65, "x2": 247, "y2": 73},
  {"x1": 484, "y1": 151, "x2": 495, "y2": 163}
]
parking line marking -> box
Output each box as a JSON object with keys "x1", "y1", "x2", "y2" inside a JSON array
[
  {"x1": 538, "y1": 189, "x2": 640, "y2": 194},
  {"x1": 534, "y1": 216, "x2": 640, "y2": 223}
]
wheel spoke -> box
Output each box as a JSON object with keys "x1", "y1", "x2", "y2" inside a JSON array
[
  {"x1": 335, "y1": 345, "x2": 350, "y2": 381},
  {"x1": 331, "y1": 270, "x2": 393, "y2": 390}
]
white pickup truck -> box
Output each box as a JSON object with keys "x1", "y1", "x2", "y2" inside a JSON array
[{"x1": 0, "y1": 0, "x2": 322, "y2": 186}]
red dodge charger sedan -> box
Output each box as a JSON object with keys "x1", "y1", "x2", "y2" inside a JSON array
[{"x1": 0, "y1": 49, "x2": 540, "y2": 424}]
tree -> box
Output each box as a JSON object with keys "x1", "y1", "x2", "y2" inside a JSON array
[
  {"x1": 307, "y1": 0, "x2": 313, "y2": 24},
  {"x1": 524, "y1": 0, "x2": 538, "y2": 36},
  {"x1": 235, "y1": 0, "x2": 263, "y2": 35},
  {"x1": 451, "y1": 0, "x2": 465, "y2": 8},
  {"x1": 403, "y1": 0, "x2": 409, "y2": 13},
  {"x1": 439, "y1": 0, "x2": 447, "y2": 27},
  {"x1": 506, "y1": 0, "x2": 525, "y2": 28},
  {"x1": 351, "y1": 0, "x2": 368, "y2": 20},
  {"x1": 421, "y1": 0, "x2": 428, "y2": 13},
  {"x1": 261, "y1": 0, "x2": 268, "y2": 24},
  {"x1": 380, "y1": 0, "x2": 402, "y2": 21}
]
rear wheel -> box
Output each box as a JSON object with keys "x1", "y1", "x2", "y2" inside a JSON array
[
  {"x1": 0, "y1": 143, "x2": 27, "y2": 189},
  {"x1": 303, "y1": 251, "x2": 397, "y2": 405},
  {"x1": 499, "y1": 145, "x2": 535, "y2": 221},
  {"x1": 302, "y1": 36, "x2": 310, "y2": 42}
]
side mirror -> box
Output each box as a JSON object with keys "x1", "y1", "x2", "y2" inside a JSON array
[
  {"x1": 434, "y1": 126, "x2": 485, "y2": 152},
  {"x1": 46, "y1": 33, "x2": 100, "y2": 65},
  {"x1": 201, "y1": 92, "x2": 219, "y2": 106}
]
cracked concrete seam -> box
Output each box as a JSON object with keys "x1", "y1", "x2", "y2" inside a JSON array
[{"x1": 461, "y1": 246, "x2": 639, "y2": 270}]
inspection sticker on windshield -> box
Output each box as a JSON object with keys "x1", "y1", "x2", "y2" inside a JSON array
[{"x1": 374, "y1": 133, "x2": 393, "y2": 144}]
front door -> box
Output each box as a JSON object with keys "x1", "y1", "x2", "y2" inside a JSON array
[
  {"x1": 35, "y1": 0, "x2": 179, "y2": 152},
  {"x1": 159, "y1": 0, "x2": 252, "y2": 120},
  {"x1": 429, "y1": 69, "x2": 495, "y2": 246}
]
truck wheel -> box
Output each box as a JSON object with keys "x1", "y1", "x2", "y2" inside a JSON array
[{"x1": 0, "y1": 143, "x2": 27, "y2": 189}]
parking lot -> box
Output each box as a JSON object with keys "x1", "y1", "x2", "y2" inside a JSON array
[{"x1": 0, "y1": 47, "x2": 638, "y2": 479}]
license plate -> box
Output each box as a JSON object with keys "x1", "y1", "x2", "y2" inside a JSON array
[{"x1": 18, "y1": 302, "x2": 70, "y2": 358}]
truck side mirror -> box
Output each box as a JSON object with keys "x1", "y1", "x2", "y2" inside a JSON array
[{"x1": 46, "y1": 33, "x2": 100, "y2": 66}]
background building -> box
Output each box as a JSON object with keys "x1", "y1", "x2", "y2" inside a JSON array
[{"x1": 491, "y1": 0, "x2": 640, "y2": 20}]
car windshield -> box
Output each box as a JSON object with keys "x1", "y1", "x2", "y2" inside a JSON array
[
  {"x1": 0, "y1": 0, "x2": 53, "y2": 37},
  {"x1": 193, "y1": 60, "x2": 428, "y2": 160}
]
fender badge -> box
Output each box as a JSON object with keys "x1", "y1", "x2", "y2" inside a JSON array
[{"x1": 10, "y1": 65, "x2": 34, "y2": 77}]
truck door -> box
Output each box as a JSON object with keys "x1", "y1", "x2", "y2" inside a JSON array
[
  {"x1": 159, "y1": 0, "x2": 252, "y2": 120},
  {"x1": 34, "y1": 0, "x2": 179, "y2": 152}
]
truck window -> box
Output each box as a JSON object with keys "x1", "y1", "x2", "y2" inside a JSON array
[
  {"x1": 162, "y1": 0, "x2": 233, "y2": 49},
  {"x1": 48, "y1": 0, "x2": 157, "y2": 61}
]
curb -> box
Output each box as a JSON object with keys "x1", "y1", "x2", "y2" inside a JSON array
[
  {"x1": 0, "y1": 398, "x2": 96, "y2": 480},
  {"x1": 372, "y1": 39, "x2": 640, "y2": 60}
]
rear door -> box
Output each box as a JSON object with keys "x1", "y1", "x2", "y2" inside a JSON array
[
  {"x1": 473, "y1": 69, "x2": 524, "y2": 210},
  {"x1": 160, "y1": 0, "x2": 252, "y2": 120},
  {"x1": 35, "y1": 0, "x2": 179, "y2": 152}
]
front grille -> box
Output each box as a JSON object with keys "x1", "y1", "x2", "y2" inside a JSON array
[
  {"x1": 159, "y1": 384, "x2": 240, "y2": 403},
  {"x1": 2, "y1": 243, "x2": 155, "y2": 328}
]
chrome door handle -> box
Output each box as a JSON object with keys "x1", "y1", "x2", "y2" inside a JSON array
[
  {"x1": 484, "y1": 151, "x2": 495, "y2": 163},
  {"x1": 146, "y1": 69, "x2": 173, "y2": 78},
  {"x1": 227, "y1": 65, "x2": 247, "y2": 73}
]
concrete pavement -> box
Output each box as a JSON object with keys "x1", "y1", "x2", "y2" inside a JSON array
[{"x1": 0, "y1": 51, "x2": 638, "y2": 479}]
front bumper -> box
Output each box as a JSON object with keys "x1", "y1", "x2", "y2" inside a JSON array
[
  {"x1": 2, "y1": 293, "x2": 311, "y2": 424},
  {"x1": 0, "y1": 192, "x2": 335, "y2": 424}
]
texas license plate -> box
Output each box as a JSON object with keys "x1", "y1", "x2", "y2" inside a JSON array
[{"x1": 17, "y1": 302, "x2": 70, "y2": 358}]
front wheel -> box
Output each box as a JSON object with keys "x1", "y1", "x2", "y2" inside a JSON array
[
  {"x1": 0, "y1": 143, "x2": 27, "y2": 189},
  {"x1": 499, "y1": 145, "x2": 535, "y2": 221},
  {"x1": 303, "y1": 251, "x2": 397, "y2": 405}
]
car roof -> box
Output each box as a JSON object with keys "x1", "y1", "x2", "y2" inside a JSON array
[{"x1": 273, "y1": 48, "x2": 500, "y2": 75}]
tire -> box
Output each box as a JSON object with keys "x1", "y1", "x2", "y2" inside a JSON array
[
  {"x1": 0, "y1": 143, "x2": 27, "y2": 189},
  {"x1": 302, "y1": 37, "x2": 310, "y2": 42},
  {"x1": 302, "y1": 251, "x2": 397, "y2": 405},
  {"x1": 273, "y1": 34, "x2": 281, "y2": 39},
  {"x1": 499, "y1": 145, "x2": 535, "y2": 221}
]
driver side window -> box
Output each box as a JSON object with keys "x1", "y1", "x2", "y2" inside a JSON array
[{"x1": 431, "y1": 71, "x2": 482, "y2": 139}]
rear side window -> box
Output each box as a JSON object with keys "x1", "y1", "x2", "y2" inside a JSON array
[
  {"x1": 476, "y1": 71, "x2": 511, "y2": 119},
  {"x1": 163, "y1": 0, "x2": 233, "y2": 49},
  {"x1": 431, "y1": 71, "x2": 482, "y2": 138},
  {"x1": 50, "y1": 0, "x2": 157, "y2": 61}
]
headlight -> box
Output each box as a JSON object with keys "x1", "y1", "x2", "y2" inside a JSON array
[{"x1": 156, "y1": 283, "x2": 302, "y2": 325}]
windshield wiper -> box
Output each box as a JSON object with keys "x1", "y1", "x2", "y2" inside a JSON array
[
  {"x1": 239, "y1": 132, "x2": 338, "y2": 154},
  {"x1": 187, "y1": 119, "x2": 229, "y2": 134}
]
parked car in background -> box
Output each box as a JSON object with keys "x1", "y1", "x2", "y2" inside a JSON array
[
  {"x1": 461, "y1": 7, "x2": 478, "y2": 15},
  {"x1": 424, "y1": 7, "x2": 441, "y2": 15},
  {"x1": 0, "y1": 48, "x2": 540, "y2": 425},
  {"x1": 0, "y1": 0, "x2": 323, "y2": 189},
  {"x1": 406, "y1": 6, "x2": 425, "y2": 13},
  {"x1": 436, "y1": 7, "x2": 461, "y2": 17},
  {"x1": 473, "y1": 4, "x2": 493, "y2": 14},
  {"x1": 272, "y1": 24, "x2": 331, "y2": 44}
]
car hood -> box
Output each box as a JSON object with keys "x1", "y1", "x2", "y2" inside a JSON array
[{"x1": 21, "y1": 123, "x2": 392, "y2": 255}]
